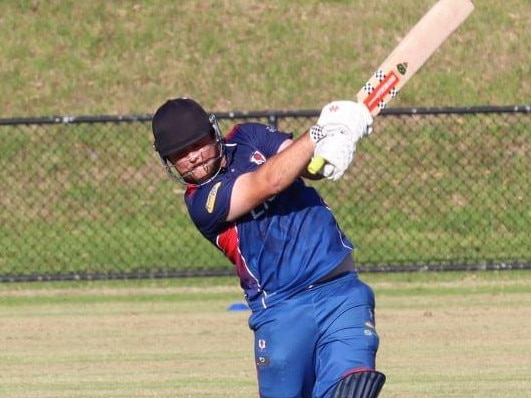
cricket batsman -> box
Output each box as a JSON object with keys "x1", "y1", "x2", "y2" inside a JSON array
[{"x1": 152, "y1": 97, "x2": 386, "y2": 397}]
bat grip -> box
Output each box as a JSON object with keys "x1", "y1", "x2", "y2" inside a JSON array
[{"x1": 307, "y1": 156, "x2": 326, "y2": 175}]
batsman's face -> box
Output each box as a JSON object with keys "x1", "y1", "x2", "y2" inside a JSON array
[{"x1": 168, "y1": 135, "x2": 222, "y2": 184}]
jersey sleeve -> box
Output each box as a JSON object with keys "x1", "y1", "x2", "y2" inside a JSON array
[{"x1": 185, "y1": 176, "x2": 236, "y2": 242}]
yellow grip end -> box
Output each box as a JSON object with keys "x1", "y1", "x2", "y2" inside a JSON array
[{"x1": 307, "y1": 156, "x2": 326, "y2": 175}]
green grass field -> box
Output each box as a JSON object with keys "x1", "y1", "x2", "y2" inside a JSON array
[
  {"x1": 0, "y1": 0, "x2": 528, "y2": 117},
  {"x1": 1, "y1": 1, "x2": 529, "y2": 275},
  {"x1": 1, "y1": 271, "x2": 530, "y2": 397},
  {"x1": 1, "y1": 1, "x2": 530, "y2": 396},
  {"x1": 1, "y1": 0, "x2": 529, "y2": 275}
]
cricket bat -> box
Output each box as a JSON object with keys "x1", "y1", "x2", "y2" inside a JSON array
[{"x1": 308, "y1": 0, "x2": 475, "y2": 174}]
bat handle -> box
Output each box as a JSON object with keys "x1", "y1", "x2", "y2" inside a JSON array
[{"x1": 307, "y1": 156, "x2": 326, "y2": 174}]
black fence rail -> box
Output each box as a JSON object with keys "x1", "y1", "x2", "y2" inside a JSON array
[{"x1": 1, "y1": 105, "x2": 530, "y2": 282}]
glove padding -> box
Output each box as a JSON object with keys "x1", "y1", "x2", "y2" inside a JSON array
[
  {"x1": 311, "y1": 100, "x2": 373, "y2": 180},
  {"x1": 317, "y1": 100, "x2": 373, "y2": 142},
  {"x1": 314, "y1": 131, "x2": 356, "y2": 181}
]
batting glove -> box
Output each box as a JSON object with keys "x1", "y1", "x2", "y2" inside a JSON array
[
  {"x1": 317, "y1": 100, "x2": 373, "y2": 142},
  {"x1": 314, "y1": 128, "x2": 355, "y2": 181}
]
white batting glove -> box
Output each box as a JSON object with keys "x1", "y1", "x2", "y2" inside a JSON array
[
  {"x1": 317, "y1": 100, "x2": 373, "y2": 143},
  {"x1": 309, "y1": 100, "x2": 372, "y2": 145},
  {"x1": 308, "y1": 100, "x2": 373, "y2": 178},
  {"x1": 314, "y1": 133, "x2": 356, "y2": 181}
]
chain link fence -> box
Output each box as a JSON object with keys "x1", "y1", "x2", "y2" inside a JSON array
[{"x1": 1, "y1": 106, "x2": 530, "y2": 282}]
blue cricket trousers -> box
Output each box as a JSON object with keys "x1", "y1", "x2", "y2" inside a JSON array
[{"x1": 248, "y1": 272, "x2": 380, "y2": 398}]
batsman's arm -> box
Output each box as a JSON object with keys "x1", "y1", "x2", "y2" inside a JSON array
[{"x1": 227, "y1": 134, "x2": 313, "y2": 221}]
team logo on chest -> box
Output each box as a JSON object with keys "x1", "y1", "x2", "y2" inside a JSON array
[{"x1": 250, "y1": 150, "x2": 266, "y2": 165}]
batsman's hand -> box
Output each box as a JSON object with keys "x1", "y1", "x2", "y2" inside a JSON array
[
  {"x1": 314, "y1": 132, "x2": 355, "y2": 181},
  {"x1": 308, "y1": 100, "x2": 373, "y2": 174}
]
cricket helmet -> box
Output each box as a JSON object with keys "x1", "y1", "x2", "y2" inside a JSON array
[
  {"x1": 152, "y1": 97, "x2": 225, "y2": 186},
  {"x1": 152, "y1": 97, "x2": 214, "y2": 158}
]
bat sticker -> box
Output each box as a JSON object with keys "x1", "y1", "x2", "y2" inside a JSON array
[
  {"x1": 397, "y1": 62, "x2": 408, "y2": 75},
  {"x1": 363, "y1": 71, "x2": 400, "y2": 113}
]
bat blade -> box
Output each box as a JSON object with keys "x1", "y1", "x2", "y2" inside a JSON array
[
  {"x1": 359, "y1": 0, "x2": 475, "y2": 116},
  {"x1": 307, "y1": 0, "x2": 475, "y2": 174}
]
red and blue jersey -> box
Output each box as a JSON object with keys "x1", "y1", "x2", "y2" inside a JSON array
[{"x1": 184, "y1": 122, "x2": 354, "y2": 311}]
